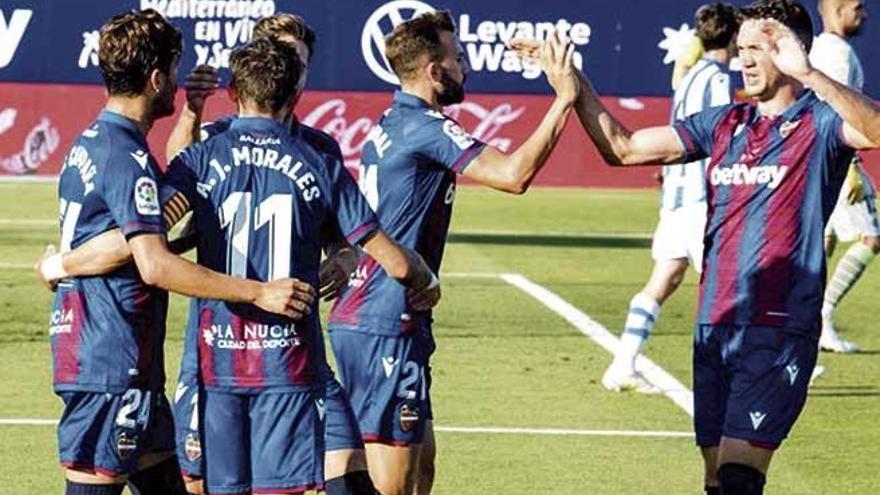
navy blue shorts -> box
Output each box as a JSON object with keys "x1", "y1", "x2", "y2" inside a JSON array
[
  {"x1": 172, "y1": 372, "x2": 363, "y2": 480},
  {"x1": 693, "y1": 324, "x2": 818, "y2": 449},
  {"x1": 171, "y1": 374, "x2": 203, "y2": 479},
  {"x1": 57, "y1": 388, "x2": 175, "y2": 477},
  {"x1": 329, "y1": 328, "x2": 434, "y2": 446},
  {"x1": 202, "y1": 389, "x2": 325, "y2": 494}
]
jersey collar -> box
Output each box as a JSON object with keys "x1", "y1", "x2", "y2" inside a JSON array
[
  {"x1": 229, "y1": 115, "x2": 290, "y2": 134},
  {"x1": 752, "y1": 89, "x2": 817, "y2": 124},
  {"x1": 393, "y1": 90, "x2": 432, "y2": 110},
  {"x1": 97, "y1": 110, "x2": 148, "y2": 146}
]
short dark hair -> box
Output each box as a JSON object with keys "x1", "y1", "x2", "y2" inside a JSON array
[
  {"x1": 740, "y1": 0, "x2": 814, "y2": 52},
  {"x1": 253, "y1": 13, "x2": 316, "y2": 62},
  {"x1": 229, "y1": 37, "x2": 303, "y2": 113},
  {"x1": 385, "y1": 10, "x2": 456, "y2": 81},
  {"x1": 98, "y1": 9, "x2": 182, "y2": 96},
  {"x1": 696, "y1": 3, "x2": 740, "y2": 50}
]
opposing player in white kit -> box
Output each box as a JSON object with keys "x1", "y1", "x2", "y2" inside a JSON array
[
  {"x1": 602, "y1": 3, "x2": 740, "y2": 392},
  {"x1": 811, "y1": 0, "x2": 872, "y2": 353}
]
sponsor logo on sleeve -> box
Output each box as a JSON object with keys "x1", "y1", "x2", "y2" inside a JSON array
[
  {"x1": 134, "y1": 177, "x2": 161, "y2": 215},
  {"x1": 442, "y1": 119, "x2": 475, "y2": 149}
]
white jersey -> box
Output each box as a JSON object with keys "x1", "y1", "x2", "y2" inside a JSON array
[
  {"x1": 809, "y1": 32, "x2": 864, "y2": 91},
  {"x1": 661, "y1": 58, "x2": 732, "y2": 211},
  {"x1": 809, "y1": 32, "x2": 874, "y2": 198}
]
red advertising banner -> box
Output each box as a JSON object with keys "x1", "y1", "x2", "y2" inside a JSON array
[{"x1": 5, "y1": 82, "x2": 880, "y2": 188}]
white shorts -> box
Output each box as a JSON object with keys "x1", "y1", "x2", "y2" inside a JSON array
[
  {"x1": 652, "y1": 203, "x2": 707, "y2": 273},
  {"x1": 825, "y1": 189, "x2": 880, "y2": 242}
]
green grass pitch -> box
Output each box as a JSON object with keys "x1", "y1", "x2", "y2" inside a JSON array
[{"x1": 0, "y1": 182, "x2": 877, "y2": 494}]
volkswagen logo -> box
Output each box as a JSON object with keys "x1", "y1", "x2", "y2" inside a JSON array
[{"x1": 361, "y1": 0, "x2": 435, "y2": 85}]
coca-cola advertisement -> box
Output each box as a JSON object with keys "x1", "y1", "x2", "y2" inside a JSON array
[{"x1": 2, "y1": 0, "x2": 878, "y2": 184}]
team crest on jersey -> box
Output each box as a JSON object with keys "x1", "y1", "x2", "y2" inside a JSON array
[
  {"x1": 134, "y1": 177, "x2": 160, "y2": 215},
  {"x1": 779, "y1": 119, "x2": 800, "y2": 139},
  {"x1": 116, "y1": 432, "x2": 138, "y2": 460},
  {"x1": 442, "y1": 120, "x2": 475, "y2": 150},
  {"x1": 399, "y1": 402, "x2": 420, "y2": 433},
  {"x1": 184, "y1": 433, "x2": 202, "y2": 462}
]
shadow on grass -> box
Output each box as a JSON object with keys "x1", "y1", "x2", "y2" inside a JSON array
[{"x1": 447, "y1": 232, "x2": 651, "y2": 249}]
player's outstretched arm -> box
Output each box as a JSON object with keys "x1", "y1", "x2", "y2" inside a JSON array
[
  {"x1": 462, "y1": 33, "x2": 578, "y2": 194},
  {"x1": 761, "y1": 20, "x2": 880, "y2": 149},
  {"x1": 508, "y1": 38, "x2": 685, "y2": 167},
  {"x1": 573, "y1": 71, "x2": 687, "y2": 166},
  {"x1": 165, "y1": 64, "x2": 219, "y2": 161},
  {"x1": 360, "y1": 230, "x2": 440, "y2": 311},
  {"x1": 129, "y1": 233, "x2": 315, "y2": 319}
]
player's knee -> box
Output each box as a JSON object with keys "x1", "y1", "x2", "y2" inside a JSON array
[
  {"x1": 65, "y1": 480, "x2": 125, "y2": 495},
  {"x1": 127, "y1": 455, "x2": 188, "y2": 495},
  {"x1": 717, "y1": 463, "x2": 766, "y2": 495},
  {"x1": 860, "y1": 235, "x2": 880, "y2": 253},
  {"x1": 325, "y1": 470, "x2": 380, "y2": 495},
  {"x1": 183, "y1": 476, "x2": 205, "y2": 495}
]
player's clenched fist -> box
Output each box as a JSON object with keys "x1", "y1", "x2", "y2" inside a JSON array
[
  {"x1": 255, "y1": 278, "x2": 316, "y2": 320},
  {"x1": 184, "y1": 64, "x2": 220, "y2": 113},
  {"x1": 318, "y1": 247, "x2": 358, "y2": 301}
]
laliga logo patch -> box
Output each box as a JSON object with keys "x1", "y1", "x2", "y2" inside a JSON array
[
  {"x1": 399, "y1": 402, "x2": 420, "y2": 433},
  {"x1": 184, "y1": 433, "x2": 202, "y2": 462},
  {"x1": 779, "y1": 119, "x2": 800, "y2": 139},
  {"x1": 443, "y1": 120, "x2": 475, "y2": 150},
  {"x1": 116, "y1": 432, "x2": 138, "y2": 460},
  {"x1": 202, "y1": 329, "x2": 215, "y2": 347},
  {"x1": 361, "y1": 0, "x2": 436, "y2": 85},
  {"x1": 134, "y1": 177, "x2": 160, "y2": 216}
]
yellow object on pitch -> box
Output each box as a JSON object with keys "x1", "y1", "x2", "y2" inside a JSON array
[{"x1": 671, "y1": 34, "x2": 704, "y2": 90}]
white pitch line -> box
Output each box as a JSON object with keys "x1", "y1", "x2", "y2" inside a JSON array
[
  {"x1": 0, "y1": 419, "x2": 58, "y2": 425},
  {"x1": 0, "y1": 418, "x2": 691, "y2": 438},
  {"x1": 0, "y1": 218, "x2": 55, "y2": 226},
  {"x1": 441, "y1": 272, "x2": 503, "y2": 279},
  {"x1": 435, "y1": 426, "x2": 692, "y2": 438},
  {"x1": 0, "y1": 262, "x2": 33, "y2": 270},
  {"x1": 501, "y1": 273, "x2": 694, "y2": 417}
]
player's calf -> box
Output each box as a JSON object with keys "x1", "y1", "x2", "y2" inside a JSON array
[
  {"x1": 127, "y1": 454, "x2": 188, "y2": 495},
  {"x1": 65, "y1": 480, "x2": 125, "y2": 495},
  {"x1": 718, "y1": 463, "x2": 766, "y2": 495}
]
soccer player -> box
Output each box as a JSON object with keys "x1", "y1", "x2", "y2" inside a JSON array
[
  {"x1": 326, "y1": 11, "x2": 578, "y2": 495},
  {"x1": 512, "y1": 0, "x2": 880, "y2": 493},
  {"x1": 810, "y1": 0, "x2": 871, "y2": 353},
  {"x1": 163, "y1": 14, "x2": 382, "y2": 495},
  {"x1": 161, "y1": 36, "x2": 438, "y2": 495},
  {"x1": 40, "y1": 10, "x2": 315, "y2": 495},
  {"x1": 602, "y1": 3, "x2": 740, "y2": 393}
]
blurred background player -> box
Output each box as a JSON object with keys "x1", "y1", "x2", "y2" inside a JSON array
[
  {"x1": 39, "y1": 10, "x2": 311, "y2": 495},
  {"x1": 514, "y1": 0, "x2": 880, "y2": 492},
  {"x1": 326, "y1": 11, "x2": 578, "y2": 495},
  {"x1": 162, "y1": 14, "x2": 383, "y2": 495},
  {"x1": 810, "y1": 0, "x2": 872, "y2": 353},
  {"x1": 602, "y1": 3, "x2": 740, "y2": 393}
]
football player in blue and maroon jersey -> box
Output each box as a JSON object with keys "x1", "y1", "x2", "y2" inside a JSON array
[
  {"x1": 326, "y1": 11, "x2": 579, "y2": 495},
  {"x1": 514, "y1": 1, "x2": 880, "y2": 494},
  {"x1": 37, "y1": 10, "x2": 315, "y2": 495}
]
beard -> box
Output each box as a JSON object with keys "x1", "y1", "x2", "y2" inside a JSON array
[
  {"x1": 152, "y1": 83, "x2": 177, "y2": 120},
  {"x1": 437, "y1": 70, "x2": 465, "y2": 106}
]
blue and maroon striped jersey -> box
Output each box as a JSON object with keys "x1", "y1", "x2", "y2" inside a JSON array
[
  {"x1": 163, "y1": 116, "x2": 377, "y2": 392},
  {"x1": 328, "y1": 90, "x2": 486, "y2": 336},
  {"x1": 674, "y1": 91, "x2": 854, "y2": 333},
  {"x1": 50, "y1": 110, "x2": 168, "y2": 393},
  {"x1": 173, "y1": 115, "x2": 348, "y2": 384}
]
